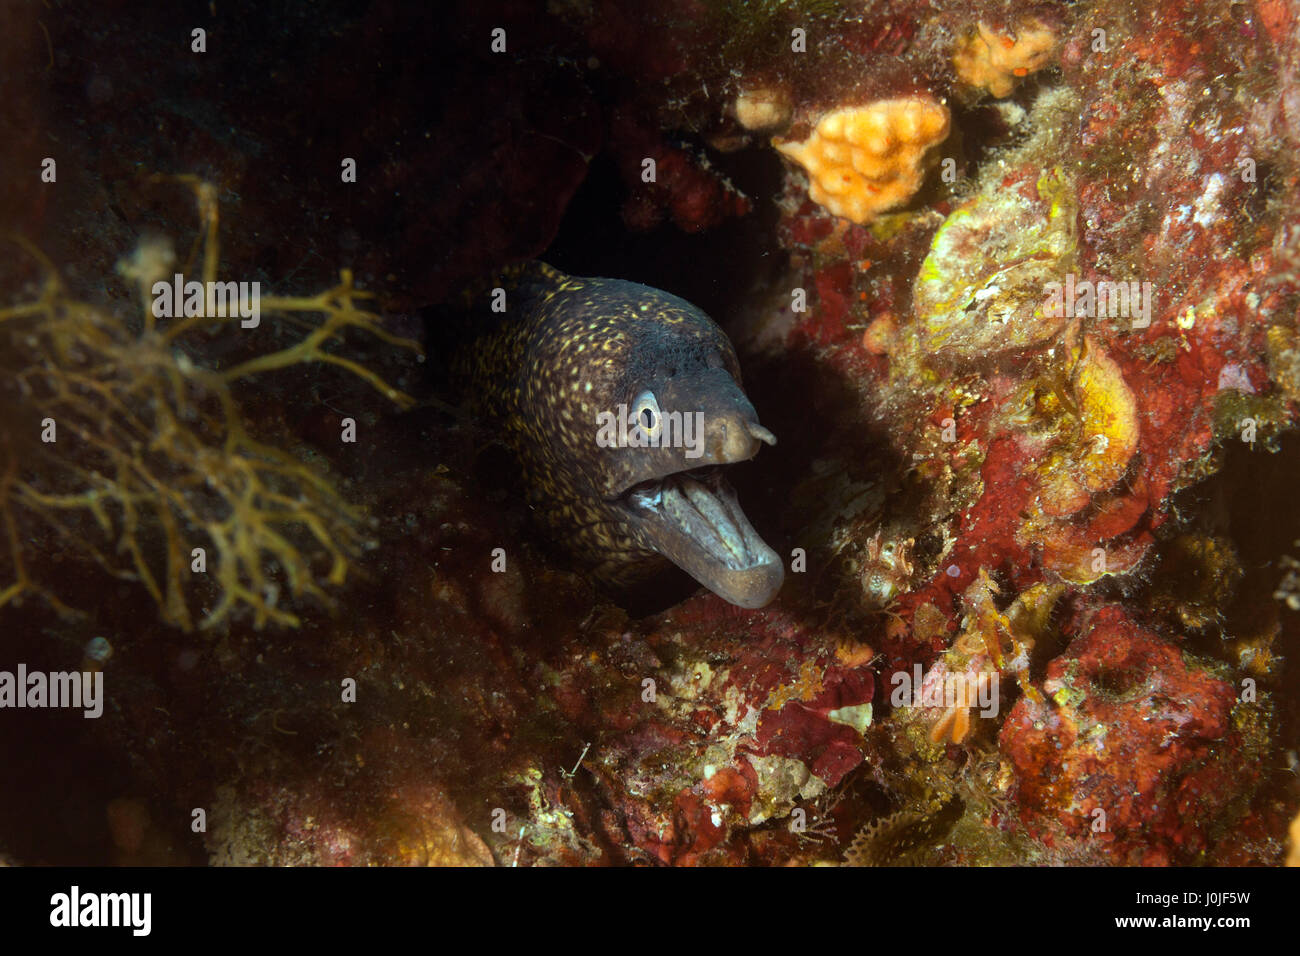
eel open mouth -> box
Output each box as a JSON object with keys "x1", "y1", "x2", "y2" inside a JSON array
[{"x1": 619, "y1": 467, "x2": 784, "y2": 608}]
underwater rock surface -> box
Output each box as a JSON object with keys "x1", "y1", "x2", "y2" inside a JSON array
[{"x1": 1, "y1": 0, "x2": 1298, "y2": 867}]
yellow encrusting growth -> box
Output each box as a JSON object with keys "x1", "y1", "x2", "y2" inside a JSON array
[
  {"x1": 0, "y1": 177, "x2": 422, "y2": 630},
  {"x1": 1031, "y1": 335, "x2": 1140, "y2": 522},
  {"x1": 773, "y1": 98, "x2": 950, "y2": 225},
  {"x1": 1073, "y1": 337, "x2": 1139, "y2": 493},
  {"x1": 953, "y1": 19, "x2": 1058, "y2": 98},
  {"x1": 1288, "y1": 808, "x2": 1300, "y2": 867}
]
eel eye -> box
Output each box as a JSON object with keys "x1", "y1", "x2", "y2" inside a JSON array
[{"x1": 632, "y1": 390, "x2": 662, "y2": 442}]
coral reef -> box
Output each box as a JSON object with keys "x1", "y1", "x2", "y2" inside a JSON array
[
  {"x1": 716, "y1": 0, "x2": 1300, "y2": 866},
  {"x1": 1000, "y1": 606, "x2": 1268, "y2": 864},
  {"x1": 2, "y1": 0, "x2": 1298, "y2": 871}
]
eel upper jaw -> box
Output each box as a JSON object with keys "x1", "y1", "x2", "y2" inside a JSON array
[{"x1": 615, "y1": 467, "x2": 783, "y2": 609}]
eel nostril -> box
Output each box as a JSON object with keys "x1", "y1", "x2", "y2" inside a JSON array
[{"x1": 747, "y1": 422, "x2": 777, "y2": 446}]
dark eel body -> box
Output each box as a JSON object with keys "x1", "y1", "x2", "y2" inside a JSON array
[{"x1": 453, "y1": 262, "x2": 783, "y2": 608}]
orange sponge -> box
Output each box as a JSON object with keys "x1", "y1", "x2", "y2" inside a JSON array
[
  {"x1": 953, "y1": 19, "x2": 1058, "y2": 98},
  {"x1": 773, "y1": 98, "x2": 950, "y2": 225}
]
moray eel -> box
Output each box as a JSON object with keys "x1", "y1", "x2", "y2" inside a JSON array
[{"x1": 453, "y1": 262, "x2": 783, "y2": 608}]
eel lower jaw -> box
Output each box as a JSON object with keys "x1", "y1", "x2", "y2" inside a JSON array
[{"x1": 617, "y1": 468, "x2": 784, "y2": 609}]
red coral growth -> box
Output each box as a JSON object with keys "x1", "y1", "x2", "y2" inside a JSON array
[
  {"x1": 753, "y1": 666, "x2": 875, "y2": 786},
  {"x1": 999, "y1": 606, "x2": 1258, "y2": 863}
]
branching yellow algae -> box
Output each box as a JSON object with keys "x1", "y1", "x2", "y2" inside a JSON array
[{"x1": 0, "y1": 177, "x2": 421, "y2": 630}]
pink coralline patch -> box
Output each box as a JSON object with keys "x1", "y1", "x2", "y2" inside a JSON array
[
  {"x1": 999, "y1": 606, "x2": 1256, "y2": 863},
  {"x1": 1084, "y1": 475, "x2": 1154, "y2": 540},
  {"x1": 753, "y1": 666, "x2": 875, "y2": 785},
  {"x1": 702, "y1": 763, "x2": 759, "y2": 818},
  {"x1": 951, "y1": 432, "x2": 1040, "y2": 589},
  {"x1": 669, "y1": 792, "x2": 730, "y2": 864}
]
